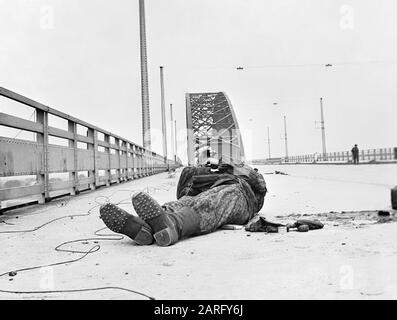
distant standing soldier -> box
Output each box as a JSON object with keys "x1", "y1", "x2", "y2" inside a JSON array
[{"x1": 351, "y1": 144, "x2": 359, "y2": 164}]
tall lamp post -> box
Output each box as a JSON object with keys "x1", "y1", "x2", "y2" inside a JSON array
[
  {"x1": 283, "y1": 116, "x2": 289, "y2": 161},
  {"x1": 170, "y1": 104, "x2": 175, "y2": 163},
  {"x1": 267, "y1": 126, "x2": 271, "y2": 159},
  {"x1": 174, "y1": 119, "x2": 178, "y2": 162},
  {"x1": 273, "y1": 102, "x2": 289, "y2": 162},
  {"x1": 139, "y1": 0, "x2": 151, "y2": 149},
  {"x1": 159, "y1": 66, "x2": 168, "y2": 160},
  {"x1": 320, "y1": 97, "x2": 327, "y2": 160}
]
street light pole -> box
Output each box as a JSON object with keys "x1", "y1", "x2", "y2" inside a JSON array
[
  {"x1": 283, "y1": 116, "x2": 289, "y2": 161},
  {"x1": 320, "y1": 97, "x2": 327, "y2": 160},
  {"x1": 174, "y1": 119, "x2": 177, "y2": 162},
  {"x1": 139, "y1": 0, "x2": 151, "y2": 149},
  {"x1": 160, "y1": 66, "x2": 167, "y2": 160},
  {"x1": 267, "y1": 126, "x2": 271, "y2": 159},
  {"x1": 170, "y1": 104, "x2": 175, "y2": 162}
]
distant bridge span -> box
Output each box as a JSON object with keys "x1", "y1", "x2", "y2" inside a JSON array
[{"x1": 185, "y1": 92, "x2": 245, "y2": 166}]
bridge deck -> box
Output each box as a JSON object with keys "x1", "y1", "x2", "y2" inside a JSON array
[{"x1": 0, "y1": 164, "x2": 396, "y2": 299}]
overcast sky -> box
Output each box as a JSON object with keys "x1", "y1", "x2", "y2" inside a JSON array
[{"x1": 1, "y1": 0, "x2": 397, "y2": 162}]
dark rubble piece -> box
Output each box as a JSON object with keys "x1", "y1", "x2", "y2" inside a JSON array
[
  {"x1": 377, "y1": 211, "x2": 394, "y2": 224},
  {"x1": 245, "y1": 216, "x2": 285, "y2": 233},
  {"x1": 275, "y1": 171, "x2": 289, "y2": 175},
  {"x1": 287, "y1": 219, "x2": 324, "y2": 231},
  {"x1": 245, "y1": 216, "x2": 324, "y2": 233}
]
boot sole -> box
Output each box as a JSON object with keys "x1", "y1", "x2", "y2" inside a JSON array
[
  {"x1": 132, "y1": 192, "x2": 179, "y2": 246},
  {"x1": 131, "y1": 192, "x2": 164, "y2": 220},
  {"x1": 100, "y1": 203, "x2": 153, "y2": 245}
]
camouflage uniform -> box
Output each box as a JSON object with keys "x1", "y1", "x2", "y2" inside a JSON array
[{"x1": 162, "y1": 164, "x2": 267, "y2": 234}]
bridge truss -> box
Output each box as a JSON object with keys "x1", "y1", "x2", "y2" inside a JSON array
[{"x1": 185, "y1": 92, "x2": 245, "y2": 165}]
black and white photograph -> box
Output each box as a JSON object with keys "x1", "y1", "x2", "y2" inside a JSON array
[{"x1": 0, "y1": 0, "x2": 397, "y2": 307}]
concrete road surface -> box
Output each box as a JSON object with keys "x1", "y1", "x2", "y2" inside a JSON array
[{"x1": 0, "y1": 164, "x2": 396, "y2": 300}]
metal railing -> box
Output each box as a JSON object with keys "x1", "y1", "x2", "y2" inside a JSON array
[
  {"x1": 286, "y1": 148, "x2": 396, "y2": 164},
  {"x1": 0, "y1": 87, "x2": 181, "y2": 208},
  {"x1": 252, "y1": 148, "x2": 397, "y2": 165}
]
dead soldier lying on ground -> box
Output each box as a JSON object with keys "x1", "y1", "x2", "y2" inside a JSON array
[{"x1": 99, "y1": 154, "x2": 267, "y2": 247}]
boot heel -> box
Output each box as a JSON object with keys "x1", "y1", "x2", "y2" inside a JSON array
[
  {"x1": 134, "y1": 226, "x2": 154, "y2": 246},
  {"x1": 154, "y1": 227, "x2": 179, "y2": 247}
]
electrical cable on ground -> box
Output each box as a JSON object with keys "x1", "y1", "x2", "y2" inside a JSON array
[{"x1": 0, "y1": 180, "x2": 176, "y2": 300}]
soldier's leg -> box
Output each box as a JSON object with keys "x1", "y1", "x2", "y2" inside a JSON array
[{"x1": 132, "y1": 184, "x2": 254, "y2": 246}]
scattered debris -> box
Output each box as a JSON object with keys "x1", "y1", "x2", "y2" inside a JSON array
[
  {"x1": 245, "y1": 216, "x2": 324, "y2": 234},
  {"x1": 221, "y1": 224, "x2": 244, "y2": 230},
  {"x1": 377, "y1": 211, "x2": 396, "y2": 224},
  {"x1": 245, "y1": 216, "x2": 284, "y2": 233},
  {"x1": 281, "y1": 210, "x2": 397, "y2": 228},
  {"x1": 297, "y1": 225, "x2": 309, "y2": 232},
  {"x1": 360, "y1": 291, "x2": 384, "y2": 296},
  {"x1": 287, "y1": 219, "x2": 324, "y2": 232},
  {"x1": 8, "y1": 271, "x2": 17, "y2": 277}
]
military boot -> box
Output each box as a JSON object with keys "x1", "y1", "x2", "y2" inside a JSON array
[
  {"x1": 100, "y1": 203, "x2": 154, "y2": 245},
  {"x1": 132, "y1": 192, "x2": 201, "y2": 246}
]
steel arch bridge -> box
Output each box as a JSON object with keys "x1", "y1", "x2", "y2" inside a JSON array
[{"x1": 185, "y1": 92, "x2": 245, "y2": 166}]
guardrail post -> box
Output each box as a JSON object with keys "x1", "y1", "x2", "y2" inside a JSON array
[
  {"x1": 143, "y1": 149, "x2": 147, "y2": 176},
  {"x1": 136, "y1": 148, "x2": 140, "y2": 177},
  {"x1": 139, "y1": 148, "x2": 147, "y2": 177},
  {"x1": 126, "y1": 142, "x2": 129, "y2": 180},
  {"x1": 104, "y1": 134, "x2": 111, "y2": 186},
  {"x1": 137, "y1": 147, "x2": 141, "y2": 178},
  {"x1": 148, "y1": 151, "x2": 151, "y2": 175},
  {"x1": 36, "y1": 110, "x2": 49, "y2": 204},
  {"x1": 148, "y1": 152, "x2": 151, "y2": 175},
  {"x1": 132, "y1": 145, "x2": 137, "y2": 179},
  {"x1": 124, "y1": 141, "x2": 129, "y2": 180},
  {"x1": 115, "y1": 138, "x2": 121, "y2": 183},
  {"x1": 68, "y1": 120, "x2": 78, "y2": 195},
  {"x1": 151, "y1": 152, "x2": 154, "y2": 175},
  {"x1": 87, "y1": 128, "x2": 97, "y2": 190},
  {"x1": 138, "y1": 148, "x2": 141, "y2": 177},
  {"x1": 149, "y1": 152, "x2": 152, "y2": 175}
]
